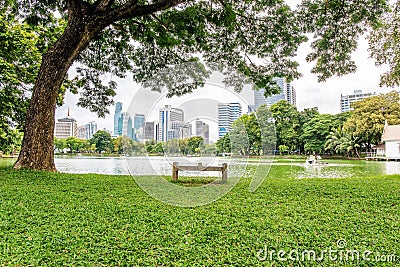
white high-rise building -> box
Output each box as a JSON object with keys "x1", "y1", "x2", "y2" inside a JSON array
[
  {"x1": 218, "y1": 103, "x2": 242, "y2": 138},
  {"x1": 85, "y1": 121, "x2": 97, "y2": 139},
  {"x1": 285, "y1": 83, "x2": 296, "y2": 107},
  {"x1": 121, "y1": 112, "x2": 133, "y2": 139},
  {"x1": 340, "y1": 90, "x2": 376, "y2": 113},
  {"x1": 159, "y1": 105, "x2": 185, "y2": 142},
  {"x1": 54, "y1": 109, "x2": 78, "y2": 139}
]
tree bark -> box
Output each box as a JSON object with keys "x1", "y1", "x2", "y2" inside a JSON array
[{"x1": 14, "y1": 4, "x2": 103, "y2": 171}]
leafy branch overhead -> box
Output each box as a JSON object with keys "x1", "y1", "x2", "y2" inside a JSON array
[{"x1": 3, "y1": 0, "x2": 390, "y2": 118}]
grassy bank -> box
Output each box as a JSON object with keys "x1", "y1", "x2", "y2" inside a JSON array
[{"x1": 0, "y1": 161, "x2": 399, "y2": 266}]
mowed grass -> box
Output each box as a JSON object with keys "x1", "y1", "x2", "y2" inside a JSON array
[{"x1": 0, "y1": 160, "x2": 399, "y2": 266}]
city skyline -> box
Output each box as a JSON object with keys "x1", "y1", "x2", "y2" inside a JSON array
[{"x1": 56, "y1": 85, "x2": 383, "y2": 143}]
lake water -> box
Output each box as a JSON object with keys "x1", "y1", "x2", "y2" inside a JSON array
[{"x1": 53, "y1": 155, "x2": 400, "y2": 178}]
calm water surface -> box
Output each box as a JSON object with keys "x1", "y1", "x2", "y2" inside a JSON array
[{"x1": 53, "y1": 155, "x2": 400, "y2": 178}]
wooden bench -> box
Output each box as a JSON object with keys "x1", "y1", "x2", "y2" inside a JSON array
[{"x1": 172, "y1": 162, "x2": 228, "y2": 183}]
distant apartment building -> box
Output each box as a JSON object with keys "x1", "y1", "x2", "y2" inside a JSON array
[
  {"x1": 253, "y1": 78, "x2": 296, "y2": 110},
  {"x1": 54, "y1": 110, "x2": 78, "y2": 139},
  {"x1": 77, "y1": 125, "x2": 86, "y2": 139},
  {"x1": 285, "y1": 82, "x2": 296, "y2": 107},
  {"x1": 340, "y1": 90, "x2": 376, "y2": 113},
  {"x1": 114, "y1": 102, "x2": 123, "y2": 136},
  {"x1": 195, "y1": 119, "x2": 210, "y2": 144},
  {"x1": 218, "y1": 103, "x2": 242, "y2": 138},
  {"x1": 158, "y1": 105, "x2": 187, "y2": 142},
  {"x1": 144, "y1": 122, "x2": 159, "y2": 142}
]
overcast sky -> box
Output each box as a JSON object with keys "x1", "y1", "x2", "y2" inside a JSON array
[{"x1": 55, "y1": 0, "x2": 399, "y2": 141}]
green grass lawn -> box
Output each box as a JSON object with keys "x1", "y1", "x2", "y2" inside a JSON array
[{"x1": 0, "y1": 160, "x2": 399, "y2": 266}]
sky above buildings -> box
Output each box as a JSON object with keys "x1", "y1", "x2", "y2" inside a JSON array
[{"x1": 55, "y1": 0, "x2": 399, "y2": 141}]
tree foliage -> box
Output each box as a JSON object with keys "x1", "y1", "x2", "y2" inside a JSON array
[
  {"x1": 299, "y1": 0, "x2": 387, "y2": 82},
  {"x1": 369, "y1": 1, "x2": 400, "y2": 87},
  {"x1": 343, "y1": 91, "x2": 400, "y2": 146},
  {"x1": 300, "y1": 114, "x2": 339, "y2": 153},
  {"x1": 90, "y1": 130, "x2": 113, "y2": 153},
  {"x1": 0, "y1": 14, "x2": 41, "y2": 129},
  {"x1": 270, "y1": 100, "x2": 300, "y2": 150},
  {"x1": 216, "y1": 133, "x2": 231, "y2": 155}
]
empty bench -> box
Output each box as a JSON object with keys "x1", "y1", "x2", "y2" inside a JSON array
[{"x1": 172, "y1": 162, "x2": 228, "y2": 183}]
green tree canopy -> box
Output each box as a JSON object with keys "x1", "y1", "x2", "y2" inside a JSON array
[
  {"x1": 90, "y1": 130, "x2": 113, "y2": 153},
  {"x1": 301, "y1": 114, "x2": 340, "y2": 153},
  {"x1": 270, "y1": 100, "x2": 300, "y2": 151},
  {"x1": 65, "y1": 137, "x2": 86, "y2": 153},
  {"x1": 216, "y1": 133, "x2": 231, "y2": 155}
]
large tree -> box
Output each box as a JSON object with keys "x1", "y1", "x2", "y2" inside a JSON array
[{"x1": 5, "y1": 0, "x2": 387, "y2": 171}]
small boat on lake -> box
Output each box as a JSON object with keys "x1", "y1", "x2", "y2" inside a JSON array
[{"x1": 305, "y1": 155, "x2": 328, "y2": 167}]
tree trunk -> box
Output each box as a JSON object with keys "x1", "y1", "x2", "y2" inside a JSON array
[
  {"x1": 14, "y1": 9, "x2": 101, "y2": 171},
  {"x1": 12, "y1": 0, "x2": 184, "y2": 171}
]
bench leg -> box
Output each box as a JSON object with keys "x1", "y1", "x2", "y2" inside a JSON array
[
  {"x1": 172, "y1": 163, "x2": 179, "y2": 181},
  {"x1": 222, "y1": 163, "x2": 228, "y2": 183}
]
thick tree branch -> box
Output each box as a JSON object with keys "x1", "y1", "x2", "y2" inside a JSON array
[
  {"x1": 94, "y1": 0, "x2": 115, "y2": 12},
  {"x1": 108, "y1": 0, "x2": 187, "y2": 23}
]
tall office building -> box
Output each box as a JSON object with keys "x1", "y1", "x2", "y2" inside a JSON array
[
  {"x1": 144, "y1": 122, "x2": 159, "y2": 142},
  {"x1": 54, "y1": 109, "x2": 78, "y2": 139},
  {"x1": 195, "y1": 119, "x2": 210, "y2": 144},
  {"x1": 158, "y1": 105, "x2": 185, "y2": 142},
  {"x1": 218, "y1": 103, "x2": 242, "y2": 138},
  {"x1": 340, "y1": 90, "x2": 377, "y2": 113},
  {"x1": 133, "y1": 114, "x2": 146, "y2": 142},
  {"x1": 253, "y1": 78, "x2": 296, "y2": 110},
  {"x1": 114, "y1": 102, "x2": 123, "y2": 136},
  {"x1": 85, "y1": 121, "x2": 97, "y2": 139},
  {"x1": 121, "y1": 112, "x2": 134, "y2": 139}
]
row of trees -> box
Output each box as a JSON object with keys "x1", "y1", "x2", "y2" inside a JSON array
[
  {"x1": 145, "y1": 136, "x2": 212, "y2": 156},
  {"x1": 54, "y1": 131, "x2": 207, "y2": 156},
  {"x1": 216, "y1": 91, "x2": 400, "y2": 157}
]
